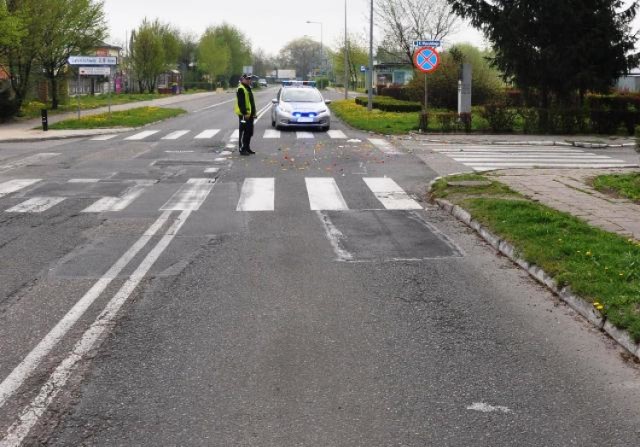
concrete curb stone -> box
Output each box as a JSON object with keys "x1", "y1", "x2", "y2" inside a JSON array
[{"x1": 428, "y1": 188, "x2": 638, "y2": 360}]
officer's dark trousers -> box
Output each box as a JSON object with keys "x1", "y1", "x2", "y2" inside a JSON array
[{"x1": 239, "y1": 117, "x2": 254, "y2": 152}]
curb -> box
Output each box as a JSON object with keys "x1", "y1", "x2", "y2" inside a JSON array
[
  {"x1": 410, "y1": 134, "x2": 635, "y2": 149},
  {"x1": 428, "y1": 177, "x2": 640, "y2": 361}
]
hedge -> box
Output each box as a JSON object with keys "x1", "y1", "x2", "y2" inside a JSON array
[{"x1": 355, "y1": 95, "x2": 422, "y2": 112}]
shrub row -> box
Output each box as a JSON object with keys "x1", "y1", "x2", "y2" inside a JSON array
[{"x1": 355, "y1": 95, "x2": 422, "y2": 112}]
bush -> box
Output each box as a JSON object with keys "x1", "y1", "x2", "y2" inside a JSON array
[
  {"x1": 482, "y1": 103, "x2": 517, "y2": 132},
  {"x1": 379, "y1": 86, "x2": 412, "y2": 101},
  {"x1": 635, "y1": 125, "x2": 640, "y2": 153},
  {"x1": 586, "y1": 93, "x2": 640, "y2": 135},
  {"x1": 355, "y1": 95, "x2": 422, "y2": 112},
  {"x1": 315, "y1": 78, "x2": 329, "y2": 90},
  {"x1": 0, "y1": 89, "x2": 19, "y2": 121}
]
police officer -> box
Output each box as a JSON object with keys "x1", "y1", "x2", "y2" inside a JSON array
[{"x1": 235, "y1": 74, "x2": 256, "y2": 155}]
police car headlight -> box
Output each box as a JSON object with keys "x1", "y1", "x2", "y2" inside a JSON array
[{"x1": 279, "y1": 104, "x2": 291, "y2": 113}]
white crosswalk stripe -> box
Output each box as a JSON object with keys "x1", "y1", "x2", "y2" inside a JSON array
[
  {"x1": 0, "y1": 154, "x2": 59, "y2": 174},
  {"x1": 6, "y1": 197, "x2": 65, "y2": 213},
  {"x1": 162, "y1": 130, "x2": 190, "y2": 140},
  {"x1": 125, "y1": 130, "x2": 159, "y2": 141},
  {"x1": 369, "y1": 138, "x2": 402, "y2": 154},
  {"x1": 236, "y1": 178, "x2": 275, "y2": 211},
  {"x1": 195, "y1": 129, "x2": 221, "y2": 139},
  {"x1": 363, "y1": 178, "x2": 422, "y2": 210},
  {"x1": 82, "y1": 181, "x2": 154, "y2": 213},
  {"x1": 0, "y1": 179, "x2": 41, "y2": 198},
  {"x1": 327, "y1": 130, "x2": 347, "y2": 139},
  {"x1": 264, "y1": 129, "x2": 281, "y2": 139},
  {"x1": 90, "y1": 135, "x2": 118, "y2": 141},
  {"x1": 305, "y1": 178, "x2": 349, "y2": 210},
  {"x1": 429, "y1": 145, "x2": 633, "y2": 171},
  {"x1": 230, "y1": 130, "x2": 240, "y2": 140},
  {"x1": 297, "y1": 132, "x2": 315, "y2": 139},
  {"x1": 160, "y1": 178, "x2": 216, "y2": 211}
]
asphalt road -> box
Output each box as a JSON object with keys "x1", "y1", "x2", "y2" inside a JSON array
[{"x1": 0, "y1": 89, "x2": 639, "y2": 446}]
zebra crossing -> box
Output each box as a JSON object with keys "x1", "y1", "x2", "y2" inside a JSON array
[
  {"x1": 428, "y1": 144, "x2": 633, "y2": 171},
  {"x1": 90, "y1": 128, "x2": 355, "y2": 142},
  {"x1": 0, "y1": 176, "x2": 422, "y2": 214}
]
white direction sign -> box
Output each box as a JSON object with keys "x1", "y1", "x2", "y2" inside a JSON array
[
  {"x1": 79, "y1": 66, "x2": 111, "y2": 76},
  {"x1": 68, "y1": 56, "x2": 117, "y2": 65},
  {"x1": 413, "y1": 40, "x2": 441, "y2": 48}
]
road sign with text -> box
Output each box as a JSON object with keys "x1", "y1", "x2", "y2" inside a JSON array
[
  {"x1": 413, "y1": 40, "x2": 441, "y2": 49},
  {"x1": 68, "y1": 56, "x2": 117, "y2": 65},
  {"x1": 79, "y1": 66, "x2": 111, "y2": 76}
]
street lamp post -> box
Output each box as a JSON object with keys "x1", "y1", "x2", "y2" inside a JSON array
[
  {"x1": 367, "y1": 0, "x2": 373, "y2": 111},
  {"x1": 344, "y1": 0, "x2": 348, "y2": 99},
  {"x1": 306, "y1": 20, "x2": 323, "y2": 77}
]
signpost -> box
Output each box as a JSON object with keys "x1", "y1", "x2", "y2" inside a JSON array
[
  {"x1": 413, "y1": 40, "x2": 441, "y2": 49},
  {"x1": 68, "y1": 56, "x2": 117, "y2": 119},
  {"x1": 413, "y1": 46, "x2": 441, "y2": 130}
]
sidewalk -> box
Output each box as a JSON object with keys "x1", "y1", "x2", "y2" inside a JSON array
[{"x1": 0, "y1": 91, "x2": 219, "y2": 142}]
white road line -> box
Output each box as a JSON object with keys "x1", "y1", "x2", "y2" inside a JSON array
[
  {"x1": 0, "y1": 153, "x2": 59, "y2": 173},
  {"x1": 254, "y1": 103, "x2": 273, "y2": 123},
  {"x1": 195, "y1": 129, "x2": 221, "y2": 139},
  {"x1": 0, "y1": 210, "x2": 191, "y2": 447},
  {"x1": 305, "y1": 177, "x2": 349, "y2": 211},
  {"x1": 193, "y1": 98, "x2": 235, "y2": 113},
  {"x1": 297, "y1": 132, "x2": 315, "y2": 139},
  {"x1": 124, "y1": 130, "x2": 159, "y2": 141},
  {"x1": 68, "y1": 178, "x2": 101, "y2": 183},
  {"x1": 162, "y1": 130, "x2": 190, "y2": 140},
  {"x1": 90, "y1": 135, "x2": 118, "y2": 141},
  {"x1": 82, "y1": 181, "x2": 152, "y2": 213},
  {"x1": 236, "y1": 178, "x2": 275, "y2": 211},
  {"x1": 160, "y1": 178, "x2": 216, "y2": 211},
  {"x1": 0, "y1": 211, "x2": 172, "y2": 411},
  {"x1": 451, "y1": 156, "x2": 621, "y2": 162},
  {"x1": 327, "y1": 130, "x2": 347, "y2": 139},
  {"x1": 316, "y1": 211, "x2": 354, "y2": 262},
  {"x1": 369, "y1": 138, "x2": 402, "y2": 154},
  {"x1": 230, "y1": 130, "x2": 240, "y2": 141},
  {"x1": 464, "y1": 162, "x2": 631, "y2": 168},
  {"x1": 430, "y1": 147, "x2": 584, "y2": 152},
  {"x1": 466, "y1": 402, "x2": 513, "y2": 414},
  {"x1": 0, "y1": 179, "x2": 41, "y2": 198},
  {"x1": 6, "y1": 197, "x2": 65, "y2": 213},
  {"x1": 264, "y1": 129, "x2": 281, "y2": 139},
  {"x1": 363, "y1": 177, "x2": 423, "y2": 210},
  {"x1": 204, "y1": 167, "x2": 219, "y2": 174}
]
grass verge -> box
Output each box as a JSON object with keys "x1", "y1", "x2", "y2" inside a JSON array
[
  {"x1": 48, "y1": 107, "x2": 186, "y2": 130},
  {"x1": 431, "y1": 173, "x2": 640, "y2": 341},
  {"x1": 330, "y1": 99, "x2": 420, "y2": 134},
  {"x1": 592, "y1": 172, "x2": 640, "y2": 203}
]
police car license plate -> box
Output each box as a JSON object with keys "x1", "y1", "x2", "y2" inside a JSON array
[{"x1": 297, "y1": 117, "x2": 313, "y2": 123}]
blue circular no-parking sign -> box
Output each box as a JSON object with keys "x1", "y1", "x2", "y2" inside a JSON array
[{"x1": 413, "y1": 46, "x2": 441, "y2": 73}]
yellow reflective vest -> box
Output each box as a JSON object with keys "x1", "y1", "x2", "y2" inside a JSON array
[{"x1": 234, "y1": 83, "x2": 252, "y2": 116}]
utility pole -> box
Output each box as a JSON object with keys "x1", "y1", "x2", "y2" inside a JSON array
[
  {"x1": 344, "y1": 0, "x2": 348, "y2": 99},
  {"x1": 367, "y1": 0, "x2": 373, "y2": 111}
]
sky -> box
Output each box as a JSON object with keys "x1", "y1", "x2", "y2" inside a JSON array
[{"x1": 102, "y1": 0, "x2": 487, "y2": 55}]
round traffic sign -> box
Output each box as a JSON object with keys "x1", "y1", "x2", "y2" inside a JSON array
[{"x1": 413, "y1": 46, "x2": 440, "y2": 73}]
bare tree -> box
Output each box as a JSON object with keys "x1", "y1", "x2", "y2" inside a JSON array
[{"x1": 375, "y1": 0, "x2": 459, "y2": 64}]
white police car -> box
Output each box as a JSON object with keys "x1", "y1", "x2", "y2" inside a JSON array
[{"x1": 271, "y1": 81, "x2": 331, "y2": 131}]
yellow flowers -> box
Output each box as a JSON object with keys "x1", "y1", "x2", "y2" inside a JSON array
[
  {"x1": 586, "y1": 251, "x2": 592, "y2": 256},
  {"x1": 593, "y1": 301, "x2": 605, "y2": 311}
]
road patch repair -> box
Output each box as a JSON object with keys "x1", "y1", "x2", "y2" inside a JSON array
[{"x1": 428, "y1": 172, "x2": 640, "y2": 361}]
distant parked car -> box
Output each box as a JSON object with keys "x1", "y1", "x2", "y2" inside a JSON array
[{"x1": 258, "y1": 78, "x2": 268, "y2": 88}]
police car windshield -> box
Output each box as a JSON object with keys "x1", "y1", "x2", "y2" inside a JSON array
[{"x1": 281, "y1": 89, "x2": 323, "y2": 103}]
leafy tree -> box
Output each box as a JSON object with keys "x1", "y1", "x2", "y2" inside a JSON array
[
  {"x1": 178, "y1": 32, "x2": 198, "y2": 84},
  {"x1": 0, "y1": 0, "x2": 23, "y2": 50},
  {"x1": 211, "y1": 23, "x2": 251, "y2": 82},
  {"x1": 447, "y1": 0, "x2": 640, "y2": 106},
  {"x1": 251, "y1": 49, "x2": 278, "y2": 78},
  {"x1": 130, "y1": 19, "x2": 177, "y2": 93},
  {"x1": 278, "y1": 37, "x2": 322, "y2": 80},
  {"x1": 35, "y1": 0, "x2": 107, "y2": 109},
  {"x1": 332, "y1": 34, "x2": 368, "y2": 89},
  {"x1": 376, "y1": 0, "x2": 459, "y2": 64},
  {"x1": 197, "y1": 27, "x2": 230, "y2": 89}
]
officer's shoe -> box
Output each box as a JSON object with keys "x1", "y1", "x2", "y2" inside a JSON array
[
  {"x1": 239, "y1": 150, "x2": 251, "y2": 156},
  {"x1": 246, "y1": 149, "x2": 256, "y2": 154}
]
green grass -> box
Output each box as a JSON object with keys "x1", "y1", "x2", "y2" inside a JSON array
[
  {"x1": 592, "y1": 173, "x2": 640, "y2": 203},
  {"x1": 432, "y1": 174, "x2": 640, "y2": 341},
  {"x1": 330, "y1": 99, "x2": 420, "y2": 134},
  {"x1": 48, "y1": 107, "x2": 186, "y2": 129}
]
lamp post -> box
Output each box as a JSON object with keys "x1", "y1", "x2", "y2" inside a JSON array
[
  {"x1": 306, "y1": 20, "x2": 323, "y2": 77},
  {"x1": 344, "y1": 0, "x2": 348, "y2": 99},
  {"x1": 367, "y1": 0, "x2": 373, "y2": 111}
]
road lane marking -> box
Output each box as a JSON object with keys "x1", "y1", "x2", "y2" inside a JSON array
[
  {"x1": 0, "y1": 211, "x2": 172, "y2": 411},
  {"x1": 68, "y1": 178, "x2": 101, "y2": 183},
  {"x1": 466, "y1": 402, "x2": 513, "y2": 414},
  {"x1": 82, "y1": 181, "x2": 153, "y2": 213},
  {"x1": 0, "y1": 153, "x2": 59, "y2": 173},
  {"x1": 297, "y1": 132, "x2": 315, "y2": 139},
  {"x1": 90, "y1": 135, "x2": 118, "y2": 141},
  {"x1": 160, "y1": 178, "x2": 216, "y2": 211},
  {"x1": 6, "y1": 197, "x2": 65, "y2": 213},
  {"x1": 328, "y1": 130, "x2": 347, "y2": 139},
  {"x1": 254, "y1": 103, "x2": 272, "y2": 123},
  {"x1": 1, "y1": 210, "x2": 191, "y2": 447},
  {"x1": 204, "y1": 167, "x2": 219, "y2": 174},
  {"x1": 236, "y1": 178, "x2": 275, "y2": 211},
  {"x1": 369, "y1": 138, "x2": 402, "y2": 154},
  {"x1": 162, "y1": 130, "x2": 190, "y2": 140},
  {"x1": 363, "y1": 177, "x2": 422, "y2": 210},
  {"x1": 0, "y1": 179, "x2": 41, "y2": 198},
  {"x1": 230, "y1": 130, "x2": 239, "y2": 141},
  {"x1": 124, "y1": 130, "x2": 159, "y2": 140},
  {"x1": 195, "y1": 129, "x2": 221, "y2": 139},
  {"x1": 305, "y1": 177, "x2": 349, "y2": 211},
  {"x1": 193, "y1": 98, "x2": 235, "y2": 113},
  {"x1": 316, "y1": 211, "x2": 354, "y2": 262},
  {"x1": 264, "y1": 129, "x2": 281, "y2": 139}
]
